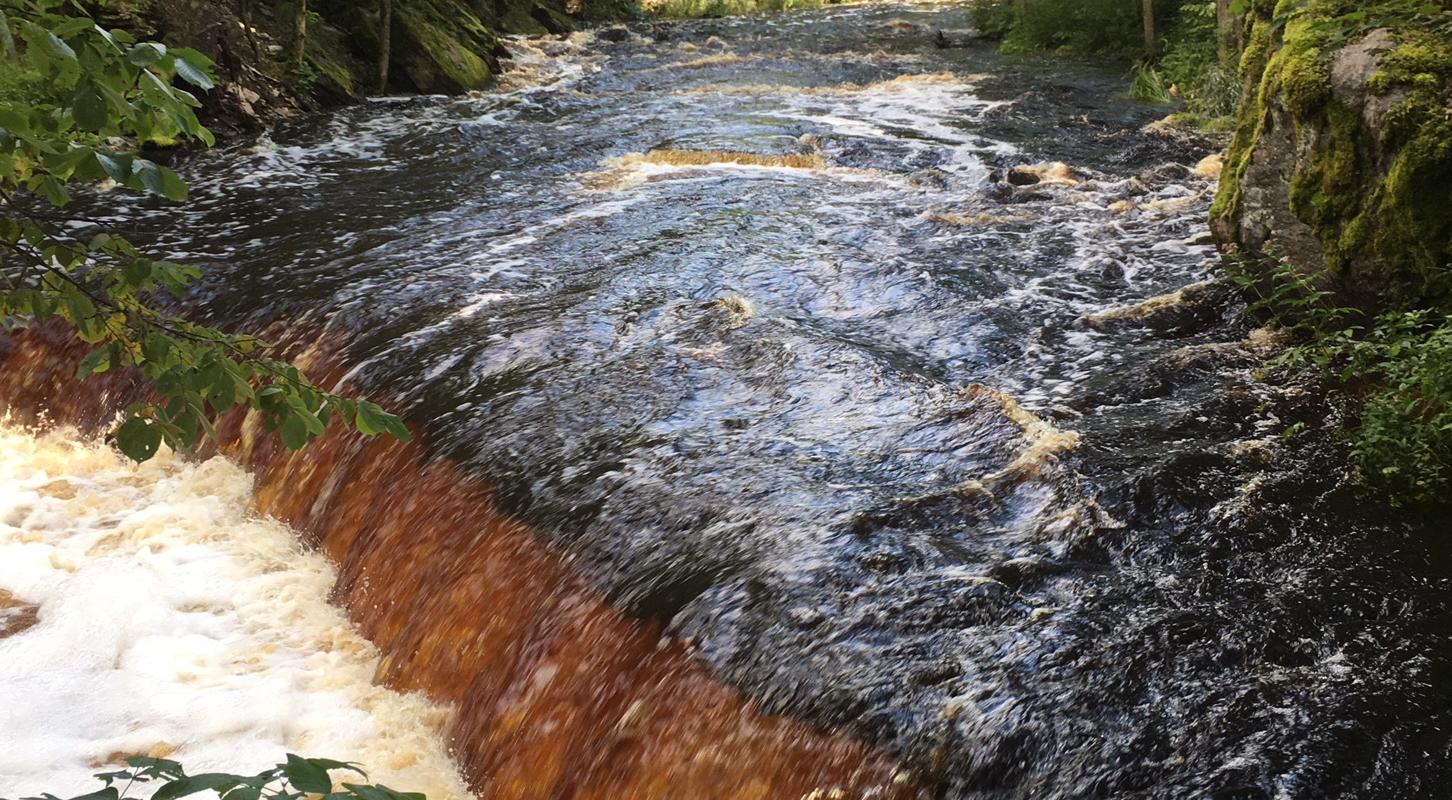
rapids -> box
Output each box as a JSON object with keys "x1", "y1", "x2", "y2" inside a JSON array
[
  {"x1": 0, "y1": 427, "x2": 472, "y2": 800},
  {"x1": 3, "y1": 2, "x2": 1452, "y2": 798}
]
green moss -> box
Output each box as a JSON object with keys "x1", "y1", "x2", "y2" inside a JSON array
[
  {"x1": 1381, "y1": 92, "x2": 1441, "y2": 146},
  {"x1": 1215, "y1": 0, "x2": 1452, "y2": 306},
  {"x1": 1367, "y1": 117, "x2": 1452, "y2": 300},
  {"x1": 1288, "y1": 102, "x2": 1363, "y2": 250},
  {"x1": 1209, "y1": 14, "x2": 1276, "y2": 230},
  {"x1": 532, "y1": 2, "x2": 576, "y2": 33},
  {"x1": 391, "y1": 0, "x2": 498, "y2": 92},
  {"x1": 1276, "y1": 47, "x2": 1332, "y2": 114},
  {"x1": 1160, "y1": 111, "x2": 1238, "y2": 133},
  {"x1": 1378, "y1": 32, "x2": 1452, "y2": 81},
  {"x1": 1369, "y1": 33, "x2": 1452, "y2": 94},
  {"x1": 306, "y1": 44, "x2": 358, "y2": 98}
]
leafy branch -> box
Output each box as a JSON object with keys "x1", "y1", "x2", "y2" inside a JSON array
[{"x1": 0, "y1": 0, "x2": 409, "y2": 460}]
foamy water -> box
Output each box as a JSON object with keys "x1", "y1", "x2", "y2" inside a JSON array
[{"x1": 0, "y1": 424, "x2": 470, "y2": 800}]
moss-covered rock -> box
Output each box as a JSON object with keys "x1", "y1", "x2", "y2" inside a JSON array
[
  {"x1": 318, "y1": 0, "x2": 500, "y2": 93},
  {"x1": 1211, "y1": 0, "x2": 1452, "y2": 309},
  {"x1": 394, "y1": 0, "x2": 500, "y2": 92}
]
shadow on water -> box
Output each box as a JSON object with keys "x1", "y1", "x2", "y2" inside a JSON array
[{"x1": 15, "y1": 2, "x2": 1452, "y2": 797}]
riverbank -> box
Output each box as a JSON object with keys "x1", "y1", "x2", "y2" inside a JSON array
[{"x1": 79, "y1": 0, "x2": 638, "y2": 135}]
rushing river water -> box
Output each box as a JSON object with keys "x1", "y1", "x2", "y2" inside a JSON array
[{"x1": 4, "y1": 2, "x2": 1452, "y2": 798}]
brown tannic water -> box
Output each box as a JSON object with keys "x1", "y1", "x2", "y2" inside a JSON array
[{"x1": 3, "y1": 3, "x2": 1452, "y2": 798}]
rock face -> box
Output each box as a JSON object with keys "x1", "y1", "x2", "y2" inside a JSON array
[
  {"x1": 322, "y1": 0, "x2": 503, "y2": 93},
  {"x1": 1211, "y1": 3, "x2": 1452, "y2": 309},
  {"x1": 397, "y1": 1, "x2": 499, "y2": 92}
]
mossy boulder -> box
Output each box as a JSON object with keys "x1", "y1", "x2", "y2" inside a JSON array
[
  {"x1": 396, "y1": 0, "x2": 500, "y2": 92},
  {"x1": 323, "y1": 0, "x2": 502, "y2": 93},
  {"x1": 473, "y1": 0, "x2": 578, "y2": 35},
  {"x1": 1211, "y1": 1, "x2": 1452, "y2": 309}
]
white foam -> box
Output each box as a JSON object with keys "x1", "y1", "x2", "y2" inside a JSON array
[{"x1": 0, "y1": 425, "x2": 471, "y2": 800}]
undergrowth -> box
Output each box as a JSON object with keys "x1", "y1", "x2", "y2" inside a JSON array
[
  {"x1": 970, "y1": 0, "x2": 1167, "y2": 58},
  {"x1": 1154, "y1": 1, "x2": 1240, "y2": 120},
  {"x1": 970, "y1": 0, "x2": 1241, "y2": 129},
  {"x1": 1234, "y1": 258, "x2": 1452, "y2": 508}
]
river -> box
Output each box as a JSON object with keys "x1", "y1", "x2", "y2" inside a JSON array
[{"x1": 3, "y1": 2, "x2": 1451, "y2": 798}]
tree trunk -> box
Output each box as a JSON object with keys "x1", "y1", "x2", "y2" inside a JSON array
[
  {"x1": 291, "y1": 0, "x2": 308, "y2": 70},
  {"x1": 1215, "y1": 0, "x2": 1244, "y2": 67},
  {"x1": 238, "y1": 0, "x2": 261, "y2": 60},
  {"x1": 377, "y1": 0, "x2": 392, "y2": 93},
  {"x1": 1140, "y1": 0, "x2": 1156, "y2": 55}
]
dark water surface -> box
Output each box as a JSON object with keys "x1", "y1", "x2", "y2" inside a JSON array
[{"x1": 93, "y1": 4, "x2": 1452, "y2": 796}]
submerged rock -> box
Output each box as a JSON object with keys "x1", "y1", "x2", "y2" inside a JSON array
[
  {"x1": 0, "y1": 589, "x2": 39, "y2": 640},
  {"x1": 597, "y1": 24, "x2": 632, "y2": 42}
]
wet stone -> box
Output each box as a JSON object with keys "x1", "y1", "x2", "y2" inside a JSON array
[
  {"x1": 596, "y1": 25, "x2": 631, "y2": 42},
  {"x1": 0, "y1": 589, "x2": 40, "y2": 639}
]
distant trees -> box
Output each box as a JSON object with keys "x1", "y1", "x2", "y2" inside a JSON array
[
  {"x1": 1142, "y1": 0, "x2": 1156, "y2": 53},
  {"x1": 969, "y1": 1, "x2": 1237, "y2": 62},
  {"x1": 291, "y1": 0, "x2": 307, "y2": 69},
  {"x1": 378, "y1": 0, "x2": 392, "y2": 91}
]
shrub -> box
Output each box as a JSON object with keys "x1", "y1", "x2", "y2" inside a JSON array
[
  {"x1": 1157, "y1": 1, "x2": 1241, "y2": 119},
  {"x1": 1235, "y1": 258, "x2": 1452, "y2": 508},
  {"x1": 971, "y1": 0, "x2": 1184, "y2": 59}
]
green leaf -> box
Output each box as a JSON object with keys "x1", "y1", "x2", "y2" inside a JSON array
[
  {"x1": 221, "y1": 787, "x2": 262, "y2": 800},
  {"x1": 126, "y1": 42, "x2": 165, "y2": 67},
  {"x1": 43, "y1": 146, "x2": 95, "y2": 179},
  {"x1": 126, "y1": 754, "x2": 184, "y2": 778},
  {"x1": 282, "y1": 755, "x2": 334, "y2": 794},
  {"x1": 77, "y1": 346, "x2": 111, "y2": 378},
  {"x1": 123, "y1": 257, "x2": 154, "y2": 286},
  {"x1": 354, "y1": 401, "x2": 408, "y2": 442},
  {"x1": 34, "y1": 175, "x2": 70, "y2": 207},
  {"x1": 279, "y1": 411, "x2": 310, "y2": 450},
  {"x1": 133, "y1": 160, "x2": 188, "y2": 202},
  {"x1": 41, "y1": 29, "x2": 76, "y2": 60},
  {"x1": 65, "y1": 788, "x2": 119, "y2": 800},
  {"x1": 115, "y1": 417, "x2": 163, "y2": 462},
  {"x1": 0, "y1": 10, "x2": 17, "y2": 61},
  {"x1": 297, "y1": 759, "x2": 362, "y2": 776},
  {"x1": 0, "y1": 106, "x2": 31, "y2": 136},
  {"x1": 150, "y1": 774, "x2": 242, "y2": 800},
  {"x1": 73, "y1": 83, "x2": 108, "y2": 131},
  {"x1": 345, "y1": 785, "x2": 424, "y2": 800},
  {"x1": 171, "y1": 54, "x2": 214, "y2": 90}
]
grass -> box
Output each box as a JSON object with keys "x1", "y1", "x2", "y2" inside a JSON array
[{"x1": 1130, "y1": 63, "x2": 1172, "y2": 103}]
